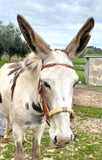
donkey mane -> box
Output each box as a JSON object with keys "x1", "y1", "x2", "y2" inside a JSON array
[
  {"x1": 24, "y1": 52, "x2": 42, "y2": 71},
  {"x1": 8, "y1": 52, "x2": 42, "y2": 101}
]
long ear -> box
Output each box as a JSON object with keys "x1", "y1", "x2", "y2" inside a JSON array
[
  {"x1": 17, "y1": 14, "x2": 51, "y2": 59},
  {"x1": 64, "y1": 17, "x2": 95, "y2": 60}
]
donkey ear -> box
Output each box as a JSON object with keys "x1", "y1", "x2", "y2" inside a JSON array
[
  {"x1": 64, "y1": 17, "x2": 94, "y2": 60},
  {"x1": 17, "y1": 15, "x2": 51, "y2": 59}
]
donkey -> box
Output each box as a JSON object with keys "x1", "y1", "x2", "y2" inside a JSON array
[{"x1": 0, "y1": 15, "x2": 94, "y2": 160}]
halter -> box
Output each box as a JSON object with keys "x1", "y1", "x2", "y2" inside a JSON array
[{"x1": 39, "y1": 63, "x2": 75, "y2": 125}]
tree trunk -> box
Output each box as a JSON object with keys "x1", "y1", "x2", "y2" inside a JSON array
[{"x1": 9, "y1": 56, "x2": 11, "y2": 62}]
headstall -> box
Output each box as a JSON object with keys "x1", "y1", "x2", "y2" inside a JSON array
[{"x1": 39, "y1": 63, "x2": 75, "y2": 126}]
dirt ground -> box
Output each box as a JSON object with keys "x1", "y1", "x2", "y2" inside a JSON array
[{"x1": 73, "y1": 85, "x2": 102, "y2": 108}]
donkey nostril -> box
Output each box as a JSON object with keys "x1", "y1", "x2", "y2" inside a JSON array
[{"x1": 54, "y1": 136, "x2": 57, "y2": 144}]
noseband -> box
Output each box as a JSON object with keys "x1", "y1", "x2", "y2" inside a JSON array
[{"x1": 39, "y1": 63, "x2": 75, "y2": 125}]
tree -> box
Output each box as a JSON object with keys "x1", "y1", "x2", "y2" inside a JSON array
[
  {"x1": 20, "y1": 41, "x2": 30, "y2": 58},
  {"x1": 3, "y1": 23, "x2": 18, "y2": 61},
  {"x1": 0, "y1": 39, "x2": 4, "y2": 61},
  {"x1": 14, "y1": 34, "x2": 30, "y2": 59},
  {"x1": 0, "y1": 21, "x2": 30, "y2": 61},
  {"x1": 0, "y1": 21, "x2": 4, "y2": 61},
  {"x1": 13, "y1": 29, "x2": 22, "y2": 59}
]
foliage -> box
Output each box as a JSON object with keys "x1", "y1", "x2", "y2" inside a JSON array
[
  {"x1": 83, "y1": 46, "x2": 102, "y2": 56},
  {"x1": 0, "y1": 21, "x2": 5, "y2": 60},
  {"x1": 0, "y1": 21, "x2": 30, "y2": 61}
]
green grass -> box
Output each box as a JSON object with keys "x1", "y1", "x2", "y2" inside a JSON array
[
  {"x1": 73, "y1": 58, "x2": 86, "y2": 84},
  {"x1": 73, "y1": 132, "x2": 102, "y2": 160},
  {"x1": 0, "y1": 58, "x2": 9, "y2": 68},
  {"x1": 74, "y1": 65, "x2": 85, "y2": 71},
  {"x1": 74, "y1": 105, "x2": 102, "y2": 119},
  {"x1": 74, "y1": 65, "x2": 86, "y2": 84},
  {"x1": 4, "y1": 143, "x2": 15, "y2": 159},
  {"x1": 0, "y1": 57, "x2": 21, "y2": 68},
  {"x1": 76, "y1": 70, "x2": 85, "y2": 84},
  {"x1": 73, "y1": 58, "x2": 86, "y2": 65}
]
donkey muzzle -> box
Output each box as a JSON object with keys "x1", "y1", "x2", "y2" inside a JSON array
[{"x1": 53, "y1": 133, "x2": 74, "y2": 148}]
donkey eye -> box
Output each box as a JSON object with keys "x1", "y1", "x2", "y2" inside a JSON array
[
  {"x1": 44, "y1": 81, "x2": 51, "y2": 89},
  {"x1": 73, "y1": 82, "x2": 78, "y2": 88}
]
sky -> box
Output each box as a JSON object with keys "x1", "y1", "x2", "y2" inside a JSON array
[{"x1": 0, "y1": 0, "x2": 102, "y2": 49}]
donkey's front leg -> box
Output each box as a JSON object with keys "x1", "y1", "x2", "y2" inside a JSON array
[
  {"x1": 32, "y1": 124, "x2": 45, "y2": 160},
  {"x1": 32, "y1": 136, "x2": 40, "y2": 160},
  {"x1": 13, "y1": 124, "x2": 24, "y2": 160},
  {"x1": 3, "y1": 117, "x2": 10, "y2": 143}
]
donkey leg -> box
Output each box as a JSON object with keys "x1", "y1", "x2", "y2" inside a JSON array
[
  {"x1": 22, "y1": 133, "x2": 27, "y2": 146},
  {"x1": 3, "y1": 117, "x2": 10, "y2": 143},
  {"x1": 13, "y1": 124, "x2": 24, "y2": 160},
  {"x1": 32, "y1": 136, "x2": 40, "y2": 160},
  {"x1": 32, "y1": 124, "x2": 45, "y2": 160}
]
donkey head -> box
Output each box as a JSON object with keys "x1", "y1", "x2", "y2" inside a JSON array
[{"x1": 17, "y1": 15, "x2": 94, "y2": 148}]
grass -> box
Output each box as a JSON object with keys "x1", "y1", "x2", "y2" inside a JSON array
[
  {"x1": 0, "y1": 58, "x2": 9, "y2": 68},
  {"x1": 74, "y1": 65, "x2": 85, "y2": 71},
  {"x1": 74, "y1": 104, "x2": 102, "y2": 119},
  {"x1": 0, "y1": 105, "x2": 102, "y2": 160},
  {"x1": 73, "y1": 58, "x2": 86, "y2": 65},
  {"x1": 73, "y1": 58, "x2": 86, "y2": 84},
  {"x1": 76, "y1": 70, "x2": 86, "y2": 84}
]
